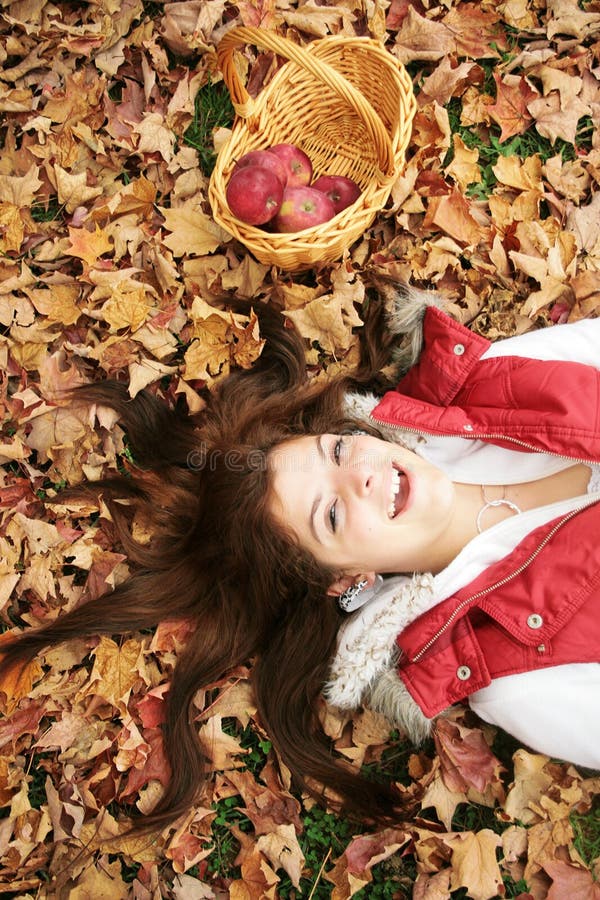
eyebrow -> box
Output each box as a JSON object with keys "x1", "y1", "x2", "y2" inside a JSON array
[{"x1": 309, "y1": 435, "x2": 328, "y2": 543}]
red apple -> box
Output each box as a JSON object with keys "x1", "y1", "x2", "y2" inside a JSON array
[
  {"x1": 268, "y1": 143, "x2": 313, "y2": 187},
  {"x1": 234, "y1": 149, "x2": 288, "y2": 187},
  {"x1": 311, "y1": 174, "x2": 361, "y2": 214},
  {"x1": 226, "y1": 166, "x2": 283, "y2": 225},
  {"x1": 273, "y1": 185, "x2": 335, "y2": 232}
]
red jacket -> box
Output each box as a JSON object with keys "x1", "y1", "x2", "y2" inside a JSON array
[{"x1": 370, "y1": 307, "x2": 600, "y2": 718}]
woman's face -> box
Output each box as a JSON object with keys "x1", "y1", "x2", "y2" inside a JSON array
[{"x1": 268, "y1": 432, "x2": 458, "y2": 579}]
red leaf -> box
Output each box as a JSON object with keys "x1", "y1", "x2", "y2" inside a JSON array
[{"x1": 434, "y1": 718, "x2": 501, "y2": 794}]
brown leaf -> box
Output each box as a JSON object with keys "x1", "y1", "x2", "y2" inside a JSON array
[
  {"x1": 283, "y1": 294, "x2": 358, "y2": 355},
  {"x1": 545, "y1": 860, "x2": 600, "y2": 899},
  {"x1": 413, "y1": 868, "x2": 452, "y2": 900},
  {"x1": 393, "y1": 7, "x2": 454, "y2": 63},
  {"x1": 419, "y1": 59, "x2": 482, "y2": 108},
  {"x1": 528, "y1": 91, "x2": 592, "y2": 145},
  {"x1": 256, "y1": 823, "x2": 305, "y2": 888},
  {"x1": 0, "y1": 648, "x2": 43, "y2": 717},
  {"x1": 68, "y1": 856, "x2": 130, "y2": 899},
  {"x1": 504, "y1": 750, "x2": 554, "y2": 824},
  {"x1": 53, "y1": 165, "x2": 103, "y2": 213},
  {"x1": 442, "y1": 4, "x2": 508, "y2": 59},
  {"x1": 225, "y1": 765, "x2": 302, "y2": 835},
  {"x1": 0, "y1": 701, "x2": 45, "y2": 750},
  {"x1": 420, "y1": 767, "x2": 466, "y2": 830},
  {"x1": 546, "y1": 0, "x2": 600, "y2": 39},
  {"x1": 445, "y1": 135, "x2": 482, "y2": 191},
  {"x1": 488, "y1": 73, "x2": 540, "y2": 142},
  {"x1": 198, "y1": 715, "x2": 249, "y2": 770},
  {"x1": 0, "y1": 165, "x2": 43, "y2": 207}
]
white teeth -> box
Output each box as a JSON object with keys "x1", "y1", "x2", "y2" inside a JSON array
[{"x1": 388, "y1": 468, "x2": 401, "y2": 518}]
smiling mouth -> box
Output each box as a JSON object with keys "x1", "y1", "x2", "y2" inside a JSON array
[{"x1": 388, "y1": 465, "x2": 409, "y2": 518}]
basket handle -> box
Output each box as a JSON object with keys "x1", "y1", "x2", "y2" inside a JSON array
[{"x1": 216, "y1": 26, "x2": 395, "y2": 176}]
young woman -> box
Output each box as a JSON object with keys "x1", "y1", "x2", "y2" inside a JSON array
[{"x1": 1, "y1": 280, "x2": 599, "y2": 832}]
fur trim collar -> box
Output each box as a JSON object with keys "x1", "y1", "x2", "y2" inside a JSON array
[
  {"x1": 324, "y1": 572, "x2": 436, "y2": 710},
  {"x1": 343, "y1": 391, "x2": 424, "y2": 451}
]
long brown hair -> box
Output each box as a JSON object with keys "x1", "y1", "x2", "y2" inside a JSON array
[{"x1": 0, "y1": 283, "x2": 424, "y2": 831}]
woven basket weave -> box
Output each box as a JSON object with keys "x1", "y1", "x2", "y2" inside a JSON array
[{"x1": 208, "y1": 27, "x2": 416, "y2": 271}]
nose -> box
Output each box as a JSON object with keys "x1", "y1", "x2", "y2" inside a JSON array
[{"x1": 334, "y1": 459, "x2": 373, "y2": 498}]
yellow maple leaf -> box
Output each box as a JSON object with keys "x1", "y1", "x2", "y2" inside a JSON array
[
  {"x1": 447, "y1": 830, "x2": 503, "y2": 900},
  {"x1": 0, "y1": 201, "x2": 24, "y2": 253},
  {"x1": 230, "y1": 309, "x2": 265, "y2": 370},
  {"x1": 134, "y1": 111, "x2": 176, "y2": 163},
  {"x1": 159, "y1": 204, "x2": 227, "y2": 257},
  {"x1": 54, "y1": 164, "x2": 103, "y2": 213},
  {"x1": 0, "y1": 164, "x2": 43, "y2": 207},
  {"x1": 99, "y1": 285, "x2": 152, "y2": 333},
  {"x1": 66, "y1": 223, "x2": 113, "y2": 267},
  {"x1": 82, "y1": 635, "x2": 146, "y2": 712},
  {"x1": 24, "y1": 284, "x2": 82, "y2": 326},
  {"x1": 283, "y1": 294, "x2": 357, "y2": 354},
  {"x1": 445, "y1": 135, "x2": 482, "y2": 192},
  {"x1": 183, "y1": 334, "x2": 231, "y2": 383}
]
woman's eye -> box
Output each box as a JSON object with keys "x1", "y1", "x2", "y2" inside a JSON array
[
  {"x1": 329, "y1": 500, "x2": 338, "y2": 532},
  {"x1": 333, "y1": 437, "x2": 343, "y2": 465}
]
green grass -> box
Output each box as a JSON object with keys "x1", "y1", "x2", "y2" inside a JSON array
[
  {"x1": 30, "y1": 196, "x2": 64, "y2": 223},
  {"x1": 443, "y1": 96, "x2": 585, "y2": 201},
  {"x1": 205, "y1": 794, "x2": 251, "y2": 877},
  {"x1": 183, "y1": 79, "x2": 235, "y2": 176},
  {"x1": 571, "y1": 797, "x2": 600, "y2": 869}
]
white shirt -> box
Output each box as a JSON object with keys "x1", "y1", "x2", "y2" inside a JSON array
[{"x1": 418, "y1": 319, "x2": 600, "y2": 768}]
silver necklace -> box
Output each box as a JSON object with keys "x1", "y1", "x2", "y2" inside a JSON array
[{"x1": 476, "y1": 485, "x2": 522, "y2": 534}]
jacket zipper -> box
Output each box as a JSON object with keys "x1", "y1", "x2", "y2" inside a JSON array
[
  {"x1": 409, "y1": 496, "x2": 599, "y2": 663},
  {"x1": 368, "y1": 414, "x2": 599, "y2": 466}
]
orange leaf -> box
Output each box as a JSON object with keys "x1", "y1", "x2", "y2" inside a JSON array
[
  {"x1": 66, "y1": 223, "x2": 113, "y2": 267},
  {"x1": 0, "y1": 640, "x2": 43, "y2": 716},
  {"x1": 423, "y1": 188, "x2": 487, "y2": 246}
]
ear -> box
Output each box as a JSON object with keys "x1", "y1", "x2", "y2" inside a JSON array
[{"x1": 326, "y1": 571, "x2": 377, "y2": 597}]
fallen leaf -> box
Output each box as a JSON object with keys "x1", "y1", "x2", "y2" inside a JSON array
[
  {"x1": 66, "y1": 224, "x2": 113, "y2": 267},
  {"x1": 159, "y1": 203, "x2": 227, "y2": 257},
  {"x1": 256, "y1": 823, "x2": 305, "y2": 888},
  {"x1": 423, "y1": 188, "x2": 488, "y2": 245},
  {"x1": 488, "y1": 73, "x2": 540, "y2": 142},
  {"x1": 447, "y1": 829, "x2": 503, "y2": 900},
  {"x1": 54, "y1": 165, "x2": 103, "y2": 213}
]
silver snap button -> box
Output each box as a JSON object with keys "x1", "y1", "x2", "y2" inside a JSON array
[
  {"x1": 537, "y1": 644, "x2": 546, "y2": 653},
  {"x1": 453, "y1": 343, "x2": 465, "y2": 356},
  {"x1": 457, "y1": 665, "x2": 471, "y2": 681},
  {"x1": 527, "y1": 614, "x2": 543, "y2": 629},
  {"x1": 463, "y1": 423, "x2": 474, "y2": 432}
]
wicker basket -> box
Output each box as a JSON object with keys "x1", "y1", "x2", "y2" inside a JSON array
[{"x1": 208, "y1": 27, "x2": 416, "y2": 271}]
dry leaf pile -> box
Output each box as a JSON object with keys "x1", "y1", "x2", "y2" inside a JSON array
[{"x1": 1, "y1": 0, "x2": 600, "y2": 897}]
